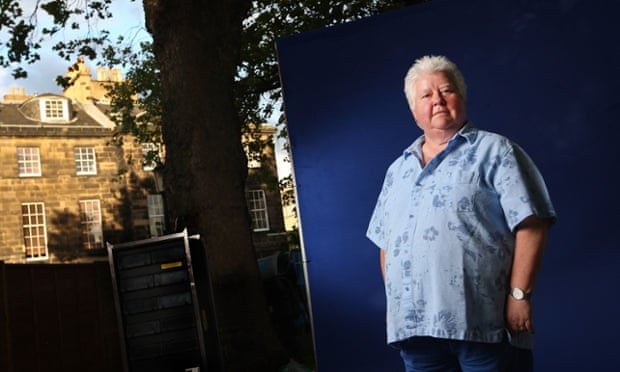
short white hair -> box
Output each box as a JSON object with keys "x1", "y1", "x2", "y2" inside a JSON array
[{"x1": 403, "y1": 55, "x2": 467, "y2": 111}]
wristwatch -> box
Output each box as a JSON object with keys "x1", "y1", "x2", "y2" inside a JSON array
[{"x1": 509, "y1": 288, "x2": 532, "y2": 301}]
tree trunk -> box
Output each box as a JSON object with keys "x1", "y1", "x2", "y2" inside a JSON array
[{"x1": 142, "y1": 1, "x2": 288, "y2": 370}]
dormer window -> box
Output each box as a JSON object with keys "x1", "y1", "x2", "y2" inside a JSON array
[{"x1": 39, "y1": 98, "x2": 69, "y2": 121}]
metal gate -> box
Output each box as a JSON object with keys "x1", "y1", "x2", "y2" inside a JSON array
[{"x1": 107, "y1": 229, "x2": 220, "y2": 372}]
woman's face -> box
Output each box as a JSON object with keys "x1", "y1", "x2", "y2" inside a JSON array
[{"x1": 412, "y1": 71, "x2": 466, "y2": 134}]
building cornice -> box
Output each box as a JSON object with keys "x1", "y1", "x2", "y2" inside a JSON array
[{"x1": 0, "y1": 125, "x2": 113, "y2": 137}]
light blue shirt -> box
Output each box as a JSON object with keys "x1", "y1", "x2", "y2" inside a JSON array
[{"x1": 367, "y1": 122, "x2": 556, "y2": 348}]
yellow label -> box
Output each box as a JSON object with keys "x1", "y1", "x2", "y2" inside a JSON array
[{"x1": 160, "y1": 261, "x2": 183, "y2": 270}]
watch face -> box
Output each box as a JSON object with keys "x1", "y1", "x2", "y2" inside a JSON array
[{"x1": 512, "y1": 288, "x2": 525, "y2": 300}]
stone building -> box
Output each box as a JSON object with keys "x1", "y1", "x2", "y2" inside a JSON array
[
  {"x1": 244, "y1": 124, "x2": 289, "y2": 256},
  {"x1": 0, "y1": 58, "x2": 287, "y2": 263}
]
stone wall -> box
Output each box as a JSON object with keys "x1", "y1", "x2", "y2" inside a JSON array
[{"x1": 0, "y1": 131, "x2": 155, "y2": 263}]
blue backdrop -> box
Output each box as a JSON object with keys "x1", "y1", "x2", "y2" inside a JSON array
[{"x1": 276, "y1": 0, "x2": 620, "y2": 370}]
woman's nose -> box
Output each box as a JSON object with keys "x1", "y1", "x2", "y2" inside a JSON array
[{"x1": 432, "y1": 92, "x2": 446, "y2": 105}]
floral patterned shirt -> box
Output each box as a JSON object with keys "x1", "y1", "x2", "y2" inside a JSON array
[{"x1": 366, "y1": 122, "x2": 556, "y2": 348}]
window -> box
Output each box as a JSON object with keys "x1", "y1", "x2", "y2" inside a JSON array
[
  {"x1": 21, "y1": 203, "x2": 48, "y2": 260},
  {"x1": 147, "y1": 194, "x2": 165, "y2": 237},
  {"x1": 244, "y1": 143, "x2": 262, "y2": 168},
  {"x1": 17, "y1": 147, "x2": 41, "y2": 177},
  {"x1": 79, "y1": 200, "x2": 103, "y2": 249},
  {"x1": 141, "y1": 143, "x2": 162, "y2": 171},
  {"x1": 247, "y1": 189, "x2": 270, "y2": 231},
  {"x1": 40, "y1": 98, "x2": 69, "y2": 121},
  {"x1": 74, "y1": 147, "x2": 97, "y2": 175}
]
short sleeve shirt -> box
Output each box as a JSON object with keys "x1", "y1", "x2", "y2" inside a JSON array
[{"x1": 366, "y1": 122, "x2": 556, "y2": 347}]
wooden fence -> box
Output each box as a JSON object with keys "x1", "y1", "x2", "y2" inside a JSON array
[{"x1": 0, "y1": 261, "x2": 123, "y2": 372}]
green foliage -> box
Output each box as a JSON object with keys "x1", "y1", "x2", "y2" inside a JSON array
[
  {"x1": 0, "y1": 0, "x2": 40, "y2": 78},
  {"x1": 279, "y1": 174, "x2": 296, "y2": 205},
  {"x1": 40, "y1": 1, "x2": 72, "y2": 28},
  {"x1": 102, "y1": 40, "x2": 163, "y2": 167},
  {"x1": 0, "y1": 0, "x2": 123, "y2": 78}
]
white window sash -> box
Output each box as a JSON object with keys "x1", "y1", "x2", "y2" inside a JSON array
[
  {"x1": 248, "y1": 189, "x2": 270, "y2": 232},
  {"x1": 147, "y1": 194, "x2": 165, "y2": 237},
  {"x1": 17, "y1": 147, "x2": 41, "y2": 177},
  {"x1": 22, "y1": 202, "x2": 48, "y2": 261},
  {"x1": 79, "y1": 200, "x2": 103, "y2": 249},
  {"x1": 75, "y1": 147, "x2": 97, "y2": 175},
  {"x1": 39, "y1": 98, "x2": 69, "y2": 121}
]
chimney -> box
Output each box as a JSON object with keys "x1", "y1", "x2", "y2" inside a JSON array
[
  {"x1": 109, "y1": 68, "x2": 122, "y2": 82},
  {"x1": 63, "y1": 56, "x2": 93, "y2": 103},
  {"x1": 96, "y1": 67, "x2": 109, "y2": 81},
  {"x1": 3, "y1": 87, "x2": 32, "y2": 103}
]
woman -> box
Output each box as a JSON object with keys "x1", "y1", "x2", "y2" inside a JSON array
[{"x1": 367, "y1": 55, "x2": 556, "y2": 371}]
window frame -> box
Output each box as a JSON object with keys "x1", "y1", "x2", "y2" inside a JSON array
[
  {"x1": 247, "y1": 189, "x2": 270, "y2": 232},
  {"x1": 141, "y1": 143, "x2": 162, "y2": 171},
  {"x1": 147, "y1": 194, "x2": 166, "y2": 237},
  {"x1": 79, "y1": 199, "x2": 104, "y2": 250},
  {"x1": 21, "y1": 202, "x2": 48, "y2": 261},
  {"x1": 17, "y1": 147, "x2": 42, "y2": 177},
  {"x1": 39, "y1": 97, "x2": 69, "y2": 121},
  {"x1": 74, "y1": 147, "x2": 98, "y2": 175},
  {"x1": 244, "y1": 143, "x2": 262, "y2": 169}
]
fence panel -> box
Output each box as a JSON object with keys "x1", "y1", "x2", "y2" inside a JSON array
[{"x1": 0, "y1": 261, "x2": 122, "y2": 372}]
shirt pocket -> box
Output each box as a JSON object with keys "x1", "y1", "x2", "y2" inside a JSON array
[
  {"x1": 454, "y1": 171, "x2": 480, "y2": 213},
  {"x1": 456, "y1": 170, "x2": 480, "y2": 184}
]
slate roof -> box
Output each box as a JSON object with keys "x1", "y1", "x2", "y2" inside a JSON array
[{"x1": 0, "y1": 93, "x2": 114, "y2": 137}]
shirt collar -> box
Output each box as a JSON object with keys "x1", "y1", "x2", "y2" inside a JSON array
[
  {"x1": 403, "y1": 121, "x2": 478, "y2": 159},
  {"x1": 456, "y1": 121, "x2": 478, "y2": 144}
]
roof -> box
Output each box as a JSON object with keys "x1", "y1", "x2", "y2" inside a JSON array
[{"x1": 0, "y1": 93, "x2": 115, "y2": 137}]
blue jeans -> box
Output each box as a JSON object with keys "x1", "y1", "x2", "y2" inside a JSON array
[{"x1": 396, "y1": 336, "x2": 533, "y2": 372}]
